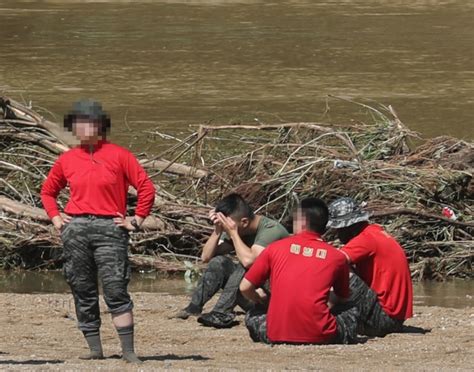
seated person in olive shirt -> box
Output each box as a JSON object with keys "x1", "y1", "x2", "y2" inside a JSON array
[{"x1": 175, "y1": 193, "x2": 288, "y2": 328}]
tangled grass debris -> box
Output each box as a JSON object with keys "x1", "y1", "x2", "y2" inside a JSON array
[{"x1": 0, "y1": 96, "x2": 472, "y2": 280}]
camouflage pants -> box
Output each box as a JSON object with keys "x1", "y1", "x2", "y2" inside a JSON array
[
  {"x1": 348, "y1": 274, "x2": 404, "y2": 337},
  {"x1": 245, "y1": 304, "x2": 359, "y2": 345},
  {"x1": 61, "y1": 216, "x2": 133, "y2": 332},
  {"x1": 189, "y1": 255, "x2": 252, "y2": 314}
]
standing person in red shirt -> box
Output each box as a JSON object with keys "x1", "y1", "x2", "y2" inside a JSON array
[
  {"x1": 40, "y1": 100, "x2": 155, "y2": 363},
  {"x1": 327, "y1": 197, "x2": 413, "y2": 337},
  {"x1": 240, "y1": 198, "x2": 359, "y2": 345}
]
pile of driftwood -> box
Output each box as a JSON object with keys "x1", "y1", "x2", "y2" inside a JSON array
[{"x1": 0, "y1": 96, "x2": 472, "y2": 280}]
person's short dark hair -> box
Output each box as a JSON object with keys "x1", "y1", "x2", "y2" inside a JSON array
[
  {"x1": 215, "y1": 193, "x2": 255, "y2": 220},
  {"x1": 299, "y1": 197, "x2": 329, "y2": 234},
  {"x1": 63, "y1": 99, "x2": 111, "y2": 137}
]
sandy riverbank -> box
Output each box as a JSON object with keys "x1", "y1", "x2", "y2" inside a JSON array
[{"x1": 0, "y1": 293, "x2": 472, "y2": 371}]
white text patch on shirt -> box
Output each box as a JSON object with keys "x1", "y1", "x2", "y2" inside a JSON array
[
  {"x1": 290, "y1": 244, "x2": 301, "y2": 254},
  {"x1": 303, "y1": 247, "x2": 314, "y2": 257},
  {"x1": 316, "y1": 249, "x2": 327, "y2": 259}
]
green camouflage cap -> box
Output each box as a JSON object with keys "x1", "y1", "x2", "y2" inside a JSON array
[
  {"x1": 63, "y1": 99, "x2": 110, "y2": 132},
  {"x1": 69, "y1": 99, "x2": 107, "y2": 120},
  {"x1": 327, "y1": 197, "x2": 370, "y2": 229}
]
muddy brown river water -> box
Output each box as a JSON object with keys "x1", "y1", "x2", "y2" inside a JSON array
[
  {"x1": 0, "y1": 270, "x2": 472, "y2": 308},
  {"x1": 0, "y1": 0, "x2": 473, "y2": 152}
]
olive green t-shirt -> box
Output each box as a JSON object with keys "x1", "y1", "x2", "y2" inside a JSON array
[{"x1": 220, "y1": 215, "x2": 289, "y2": 248}]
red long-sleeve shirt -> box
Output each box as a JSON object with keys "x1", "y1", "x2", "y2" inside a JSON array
[{"x1": 41, "y1": 140, "x2": 155, "y2": 219}]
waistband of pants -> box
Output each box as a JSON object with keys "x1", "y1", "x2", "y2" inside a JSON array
[{"x1": 70, "y1": 214, "x2": 116, "y2": 219}]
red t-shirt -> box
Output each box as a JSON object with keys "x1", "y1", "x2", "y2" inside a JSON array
[
  {"x1": 41, "y1": 140, "x2": 155, "y2": 219},
  {"x1": 245, "y1": 231, "x2": 350, "y2": 344},
  {"x1": 341, "y1": 224, "x2": 413, "y2": 320}
]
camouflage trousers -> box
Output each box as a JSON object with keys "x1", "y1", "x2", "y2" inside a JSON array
[
  {"x1": 188, "y1": 255, "x2": 252, "y2": 314},
  {"x1": 348, "y1": 274, "x2": 404, "y2": 337},
  {"x1": 245, "y1": 304, "x2": 359, "y2": 345},
  {"x1": 60, "y1": 216, "x2": 133, "y2": 332},
  {"x1": 245, "y1": 274, "x2": 404, "y2": 343}
]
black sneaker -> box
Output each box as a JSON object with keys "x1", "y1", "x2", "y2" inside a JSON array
[
  {"x1": 173, "y1": 304, "x2": 201, "y2": 320},
  {"x1": 197, "y1": 311, "x2": 238, "y2": 329}
]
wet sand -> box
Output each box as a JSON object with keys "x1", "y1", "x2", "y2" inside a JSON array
[{"x1": 0, "y1": 293, "x2": 472, "y2": 371}]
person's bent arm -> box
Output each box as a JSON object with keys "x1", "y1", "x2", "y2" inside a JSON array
[
  {"x1": 329, "y1": 260, "x2": 351, "y2": 308},
  {"x1": 340, "y1": 236, "x2": 375, "y2": 266},
  {"x1": 201, "y1": 230, "x2": 221, "y2": 262},
  {"x1": 240, "y1": 247, "x2": 271, "y2": 304},
  {"x1": 124, "y1": 150, "x2": 156, "y2": 227},
  {"x1": 240, "y1": 278, "x2": 267, "y2": 304},
  {"x1": 40, "y1": 159, "x2": 68, "y2": 230},
  {"x1": 215, "y1": 213, "x2": 256, "y2": 268},
  {"x1": 201, "y1": 233, "x2": 233, "y2": 262},
  {"x1": 230, "y1": 233, "x2": 259, "y2": 269},
  {"x1": 339, "y1": 249, "x2": 352, "y2": 264}
]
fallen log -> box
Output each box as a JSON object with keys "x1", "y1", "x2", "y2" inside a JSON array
[
  {"x1": 140, "y1": 159, "x2": 208, "y2": 178},
  {"x1": 0, "y1": 195, "x2": 50, "y2": 222}
]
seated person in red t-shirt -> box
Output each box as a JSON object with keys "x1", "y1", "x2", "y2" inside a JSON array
[
  {"x1": 240, "y1": 198, "x2": 359, "y2": 345},
  {"x1": 327, "y1": 197, "x2": 414, "y2": 337}
]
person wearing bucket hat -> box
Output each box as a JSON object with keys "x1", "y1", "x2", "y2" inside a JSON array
[
  {"x1": 41, "y1": 100, "x2": 155, "y2": 363},
  {"x1": 328, "y1": 197, "x2": 413, "y2": 337}
]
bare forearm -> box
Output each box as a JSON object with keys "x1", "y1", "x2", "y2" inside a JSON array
[
  {"x1": 229, "y1": 232, "x2": 254, "y2": 268},
  {"x1": 240, "y1": 279, "x2": 267, "y2": 305},
  {"x1": 201, "y1": 231, "x2": 222, "y2": 262},
  {"x1": 242, "y1": 288, "x2": 263, "y2": 304}
]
